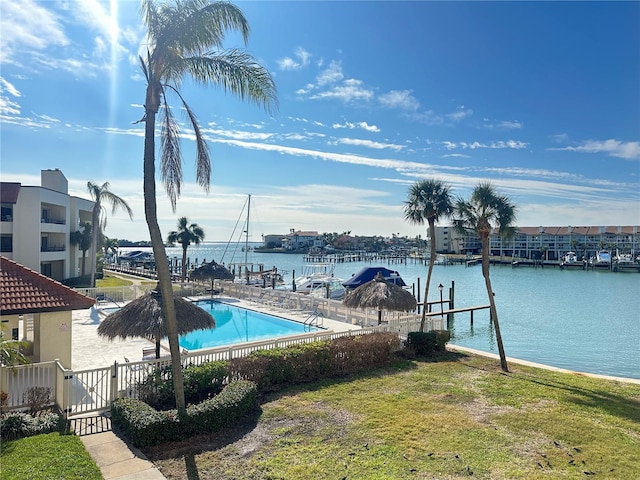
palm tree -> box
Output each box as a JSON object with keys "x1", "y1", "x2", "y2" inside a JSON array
[
  {"x1": 139, "y1": 0, "x2": 277, "y2": 413},
  {"x1": 0, "y1": 330, "x2": 29, "y2": 367},
  {"x1": 167, "y1": 217, "x2": 205, "y2": 282},
  {"x1": 452, "y1": 182, "x2": 517, "y2": 372},
  {"x1": 103, "y1": 236, "x2": 119, "y2": 258},
  {"x1": 70, "y1": 222, "x2": 93, "y2": 277},
  {"x1": 403, "y1": 179, "x2": 453, "y2": 332},
  {"x1": 87, "y1": 182, "x2": 133, "y2": 288}
]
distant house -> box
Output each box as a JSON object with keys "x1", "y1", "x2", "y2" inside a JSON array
[
  {"x1": 282, "y1": 229, "x2": 324, "y2": 251},
  {"x1": 0, "y1": 169, "x2": 95, "y2": 281},
  {"x1": 0, "y1": 256, "x2": 95, "y2": 369}
]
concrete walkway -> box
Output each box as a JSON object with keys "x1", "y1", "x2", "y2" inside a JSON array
[{"x1": 72, "y1": 414, "x2": 167, "y2": 480}]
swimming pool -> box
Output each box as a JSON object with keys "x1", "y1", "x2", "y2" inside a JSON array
[{"x1": 179, "y1": 300, "x2": 320, "y2": 350}]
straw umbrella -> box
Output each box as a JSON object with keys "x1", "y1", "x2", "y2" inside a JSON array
[
  {"x1": 190, "y1": 260, "x2": 234, "y2": 292},
  {"x1": 343, "y1": 272, "x2": 417, "y2": 325},
  {"x1": 97, "y1": 288, "x2": 215, "y2": 358}
]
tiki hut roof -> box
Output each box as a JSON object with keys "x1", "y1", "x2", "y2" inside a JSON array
[
  {"x1": 190, "y1": 261, "x2": 234, "y2": 281},
  {"x1": 343, "y1": 272, "x2": 417, "y2": 312},
  {"x1": 97, "y1": 290, "x2": 215, "y2": 342}
]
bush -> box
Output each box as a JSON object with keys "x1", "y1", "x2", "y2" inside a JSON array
[
  {"x1": 137, "y1": 361, "x2": 229, "y2": 410},
  {"x1": 228, "y1": 332, "x2": 401, "y2": 392},
  {"x1": 111, "y1": 380, "x2": 257, "y2": 447},
  {"x1": 0, "y1": 411, "x2": 64, "y2": 441},
  {"x1": 405, "y1": 330, "x2": 451, "y2": 357}
]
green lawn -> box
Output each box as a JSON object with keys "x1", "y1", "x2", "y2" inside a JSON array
[
  {"x1": 0, "y1": 432, "x2": 102, "y2": 480},
  {"x1": 144, "y1": 353, "x2": 640, "y2": 479}
]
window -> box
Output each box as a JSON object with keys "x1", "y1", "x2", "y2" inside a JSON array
[
  {"x1": 0, "y1": 203, "x2": 12, "y2": 221},
  {"x1": 0, "y1": 234, "x2": 12, "y2": 252}
]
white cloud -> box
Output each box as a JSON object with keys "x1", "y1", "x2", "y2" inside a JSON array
[
  {"x1": 550, "y1": 139, "x2": 640, "y2": 160},
  {"x1": 309, "y1": 79, "x2": 374, "y2": 103},
  {"x1": 443, "y1": 140, "x2": 528, "y2": 150},
  {"x1": 316, "y1": 60, "x2": 344, "y2": 86},
  {"x1": 378, "y1": 90, "x2": 420, "y2": 111},
  {"x1": 498, "y1": 120, "x2": 522, "y2": 129},
  {"x1": 0, "y1": 0, "x2": 69, "y2": 65},
  {"x1": 277, "y1": 57, "x2": 300, "y2": 70},
  {"x1": 334, "y1": 138, "x2": 404, "y2": 151},
  {"x1": 332, "y1": 121, "x2": 380, "y2": 133},
  {"x1": 446, "y1": 108, "x2": 473, "y2": 122}
]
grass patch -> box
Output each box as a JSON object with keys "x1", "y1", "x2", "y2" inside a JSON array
[
  {"x1": 0, "y1": 432, "x2": 102, "y2": 480},
  {"x1": 96, "y1": 274, "x2": 133, "y2": 287},
  {"x1": 144, "y1": 353, "x2": 640, "y2": 479}
]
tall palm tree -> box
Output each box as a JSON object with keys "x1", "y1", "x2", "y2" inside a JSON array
[
  {"x1": 70, "y1": 222, "x2": 93, "y2": 277},
  {"x1": 139, "y1": 0, "x2": 277, "y2": 413},
  {"x1": 403, "y1": 179, "x2": 453, "y2": 332},
  {"x1": 87, "y1": 182, "x2": 133, "y2": 288},
  {"x1": 453, "y1": 182, "x2": 517, "y2": 372},
  {"x1": 167, "y1": 217, "x2": 205, "y2": 282}
]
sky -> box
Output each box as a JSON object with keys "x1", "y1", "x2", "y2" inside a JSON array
[{"x1": 1, "y1": 1, "x2": 639, "y2": 243}]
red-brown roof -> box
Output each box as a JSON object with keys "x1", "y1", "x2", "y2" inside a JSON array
[
  {"x1": 0, "y1": 182, "x2": 21, "y2": 203},
  {"x1": 0, "y1": 256, "x2": 95, "y2": 315}
]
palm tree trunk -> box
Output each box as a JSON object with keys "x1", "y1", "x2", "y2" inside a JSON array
[
  {"x1": 81, "y1": 252, "x2": 86, "y2": 277},
  {"x1": 481, "y1": 234, "x2": 508, "y2": 372},
  {"x1": 420, "y1": 219, "x2": 437, "y2": 332},
  {"x1": 90, "y1": 204, "x2": 100, "y2": 288},
  {"x1": 143, "y1": 104, "x2": 187, "y2": 414},
  {"x1": 181, "y1": 246, "x2": 187, "y2": 283}
]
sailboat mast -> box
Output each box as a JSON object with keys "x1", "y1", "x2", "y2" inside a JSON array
[{"x1": 244, "y1": 194, "x2": 251, "y2": 268}]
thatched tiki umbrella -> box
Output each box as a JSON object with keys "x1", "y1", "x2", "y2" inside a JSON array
[
  {"x1": 343, "y1": 272, "x2": 417, "y2": 325},
  {"x1": 190, "y1": 260, "x2": 234, "y2": 292},
  {"x1": 97, "y1": 288, "x2": 215, "y2": 358}
]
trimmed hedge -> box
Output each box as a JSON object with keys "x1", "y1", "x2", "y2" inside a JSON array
[
  {"x1": 111, "y1": 380, "x2": 257, "y2": 447},
  {"x1": 404, "y1": 330, "x2": 451, "y2": 356},
  {"x1": 0, "y1": 412, "x2": 64, "y2": 441},
  {"x1": 228, "y1": 332, "x2": 401, "y2": 391}
]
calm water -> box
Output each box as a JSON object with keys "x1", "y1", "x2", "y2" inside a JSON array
[
  {"x1": 123, "y1": 243, "x2": 640, "y2": 379},
  {"x1": 179, "y1": 299, "x2": 319, "y2": 350}
]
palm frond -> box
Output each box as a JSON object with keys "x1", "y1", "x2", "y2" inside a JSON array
[
  {"x1": 183, "y1": 50, "x2": 278, "y2": 114},
  {"x1": 160, "y1": 95, "x2": 183, "y2": 211}
]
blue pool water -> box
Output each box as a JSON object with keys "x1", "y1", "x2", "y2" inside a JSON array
[{"x1": 179, "y1": 300, "x2": 320, "y2": 350}]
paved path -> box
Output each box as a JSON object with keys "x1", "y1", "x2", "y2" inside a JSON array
[{"x1": 72, "y1": 414, "x2": 167, "y2": 480}]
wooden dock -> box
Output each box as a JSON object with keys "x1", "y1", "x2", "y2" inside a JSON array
[{"x1": 424, "y1": 304, "x2": 491, "y2": 324}]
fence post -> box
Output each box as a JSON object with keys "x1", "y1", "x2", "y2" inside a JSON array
[{"x1": 110, "y1": 361, "x2": 119, "y2": 404}]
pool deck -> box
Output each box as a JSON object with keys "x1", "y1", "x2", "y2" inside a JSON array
[{"x1": 72, "y1": 295, "x2": 357, "y2": 371}]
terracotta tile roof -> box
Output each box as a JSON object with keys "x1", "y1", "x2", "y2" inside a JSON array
[{"x1": 0, "y1": 256, "x2": 95, "y2": 315}]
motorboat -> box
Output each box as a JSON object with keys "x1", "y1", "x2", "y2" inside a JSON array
[
  {"x1": 594, "y1": 250, "x2": 612, "y2": 266},
  {"x1": 614, "y1": 251, "x2": 635, "y2": 265},
  {"x1": 342, "y1": 266, "x2": 406, "y2": 289},
  {"x1": 561, "y1": 251, "x2": 578, "y2": 264},
  {"x1": 293, "y1": 263, "x2": 345, "y2": 299}
]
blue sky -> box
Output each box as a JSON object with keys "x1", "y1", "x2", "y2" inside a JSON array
[{"x1": 1, "y1": 1, "x2": 639, "y2": 242}]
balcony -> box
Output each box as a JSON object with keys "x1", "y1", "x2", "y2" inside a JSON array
[
  {"x1": 41, "y1": 245, "x2": 66, "y2": 252},
  {"x1": 41, "y1": 217, "x2": 66, "y2": 225}
]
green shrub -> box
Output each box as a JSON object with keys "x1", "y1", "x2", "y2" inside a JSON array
[
  {"x1": 111, "y1": 380, "x2": 257, "y2": 447},
  {"x1": 0, "y1": 412, "x2": 64, "y2": 441},
  {"x1": 405, "y1": 330, "x2": 450, "y2": 356},
  {"x1": 137, "y1": 361, "x2": 229, "y2": 410}
]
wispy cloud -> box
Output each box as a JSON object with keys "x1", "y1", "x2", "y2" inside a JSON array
[
  {"x1": 333, "y1": 138, "x2": 405, "y2": 151},
  {"x1": 379, "y1": 90, "x2": 420, "y2": 111},
  {"x1": 309, "y1": 78, "x2": 374, "y2": 103},
  {"x1": 446, "y1": 108, "x2": 473, "y2": 122},
  {"x1": 443, "y1": 140, "x2": 528, "y2": 150},
  {"x1": 277, "y1": 47, "x2": 312, "y2": 70},
  {"x1": 550, "y1": 139, "x2": 640, "y2": 160},
  {"x1": 332, "y1": 121, "x2": 380, "y2": 133}
]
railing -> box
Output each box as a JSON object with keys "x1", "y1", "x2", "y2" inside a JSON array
[{"x1": 40, "y1": 246, "x2": 66, "y2": 252}]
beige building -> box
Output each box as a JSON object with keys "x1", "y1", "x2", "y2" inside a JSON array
[
  {"x1": 1, "y1": 169, "x2": 95, "y2": 281},
  {"x1": 431, "y1": 225, "x2": 640, "y2": 260}
]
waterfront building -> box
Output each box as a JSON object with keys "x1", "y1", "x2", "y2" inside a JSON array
[
  {"x1": 266, "y1": 229, "x2": 324, "y2": 251},
  {"x1": 432, "y1": 225, "x2": 640, "y2": 260},
  {"x1": 0, "y1": 169, "x2": 95, "y2": 281}
]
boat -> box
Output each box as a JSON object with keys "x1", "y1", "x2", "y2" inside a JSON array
[
  {"x1": 293, "y1": 263, "x2": 345, "y2": 299},
  {"x1": 614, "y1": 250, "x2": 635, "y2": 265},
  {"x1": 342, "y1": 266, "x2": 406, "y2": 289},
  {"x1": 593, "y1": 250, "x2": 612, "y2": 267},
  {"x1": 561, "y1": 251, "x2": 578, "y2": 265}
]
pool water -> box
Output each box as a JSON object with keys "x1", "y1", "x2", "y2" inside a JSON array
[{"x1": 179, "y1": 300, "x2": 320, "y2": 350}]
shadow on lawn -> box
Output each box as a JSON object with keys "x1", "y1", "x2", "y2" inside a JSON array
[{"x1": 518, "y1": 373, "x2": 640, "y2": 423}]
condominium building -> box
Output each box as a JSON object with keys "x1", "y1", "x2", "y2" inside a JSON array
[
  {"x1": 431, "y1": 225, "x2": 640, "y2": 260},
  {"x1": 0, "y1": 169, "x2": 95, "y2": 281}
]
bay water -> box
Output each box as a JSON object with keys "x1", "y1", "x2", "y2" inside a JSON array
[{"x1": 124, "y1": 243, "x2": 640, "y2": 380}]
